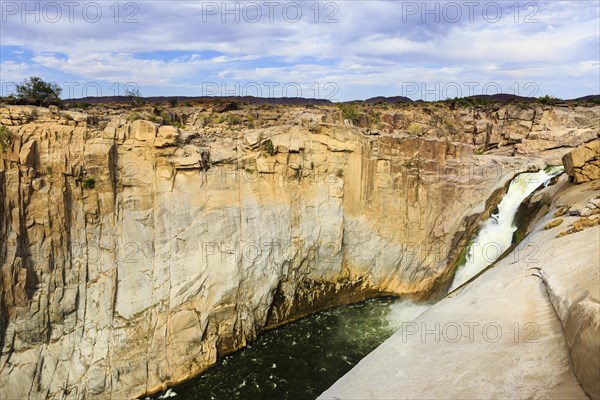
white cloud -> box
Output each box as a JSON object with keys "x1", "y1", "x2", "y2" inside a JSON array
[{"x1": 0, "y1": 0, "x2": 597, "y2": 99}]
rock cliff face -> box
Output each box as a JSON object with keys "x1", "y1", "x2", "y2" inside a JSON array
[{"x1": 0, "y1": 102, "x2": 598, "y2": 399}]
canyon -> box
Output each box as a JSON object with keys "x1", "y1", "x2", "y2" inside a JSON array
[{"x1": 0, "y1": 100, "x2": 598, "y2": 399}]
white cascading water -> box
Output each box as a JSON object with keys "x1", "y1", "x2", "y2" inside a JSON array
[{"x1": 449, "y1": 167, "x2": 563, "y2": 292}]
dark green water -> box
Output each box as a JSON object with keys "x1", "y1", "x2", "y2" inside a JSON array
[{"x1": 151, "y1": 298, "x2": 428, "y2": 400}]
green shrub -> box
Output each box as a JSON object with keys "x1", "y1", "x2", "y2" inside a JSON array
[
  {"x1": 264, "y1": 139, "x2": 276, "y2": 156},
  {"x1": 74, "y1": 102, "x2": 93, "y2": 109},
  {"x1": 0, "y1": 125, "x2": 12, "y2": 150},
  {"x1": 160, "y1": 111, "x2": 182, "y2": 128},
  {"x1": 337, "y1": 103, "x2": 361, "y2": 125},
  {"x1": 14, "y1": 76, "x2": 62, "y2": 107},
  {"x1": 81, "y1": 177, "x2": 96, "y2": 190},
  {"x1": 538, "y1": 95, "x2": 560, "y2": 105},
  {"x1": 407, "y1": 123, "x2": 423, "y2": 136}
]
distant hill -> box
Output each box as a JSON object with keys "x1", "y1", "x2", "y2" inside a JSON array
[
  {"x1": 361, "y1": 96, "x2": 413, "y2": 104},
  {"x1": 571, "y1": 94, "x2": 600, "y2": 102},
  {"x1": 467, "y1": 94, "x2": 538, "y2": 102},
  {"x1": 63, "y1": 95, "x2": 333, "y2": 106},
  {"x1": 61, "y1": 93, "x2": 600, "y2": 106}
]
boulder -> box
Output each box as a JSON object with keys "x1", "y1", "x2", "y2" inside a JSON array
[
  {"x1": 129, "y1": 120, "x2": 157, "y2": 141},
  {"x1": 563, "y1": 139, "x2": 600, "y2": 183},
  {"x1": 155, "y1": 126, "x2": 179, "y2": 147}
]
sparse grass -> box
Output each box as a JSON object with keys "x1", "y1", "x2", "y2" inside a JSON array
[
  {"x1": 246, "y1": 114, "x2": 256, "y2": 129},
  {"x1": 544, "y1": 218, "x2": 563, "y2": 230},
  {"x1": 226, "y1": 114, "x2": 243, "y2": 126},
  {"x1": 554, "y1": 207, "x2": 567, "y2": 217},
  {"x1": 558, "y1": 217, "x2": 600, "y2": 237},
  {"x1": 443, "y1": 118, "x2": 455, "y2": 129},
  {"x1": 126, "y1": 112, "x2": 141, "y2": 123}
]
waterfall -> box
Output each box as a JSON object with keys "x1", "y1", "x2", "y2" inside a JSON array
[{"x1": 449, "y1": 166, "x2": 563, "y2": 292}]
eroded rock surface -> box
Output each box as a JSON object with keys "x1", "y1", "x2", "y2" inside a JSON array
[
  {"x1": 563, "y1": 139, "x2": 600, "y2": 183},
  {"x1": 0, "y1": 102, "x2": 598, "y2": 399}
]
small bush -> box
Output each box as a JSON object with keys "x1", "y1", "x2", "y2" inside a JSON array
[
  {"x1": 75, "y1": 102, "x2": 93, "y2": 109},
  {"x1": 336, "y1": 168, "x2": 344, "y2": 178},
  {"x1": 337, "y1": 103, "x2": 361, "y2": 125},
  {"x1": 226, "y1": 114, "x2": 243, "y2": 126},
  {"x1": 264, "y1": 139, "x2": 276, "y2": 156},
  {"x1": 544, "y1": 218, "x2": 563, "y2": 230},
  {"x1": 246, "y1": 114, "x2": 256, "y2": 129},
  {"x1": 538, "y1": 95, "x2": 561, "y2": 105},
  {"x1": 126, "y1": 112, "x2": 141, "y2": 122},
  {"x1": 81, "y1": 178, "x2": 96, "y2": 190},
  {"x1": 407, "y1": 123, "x2": 422, "y2": 136},
  {"x1": 160, "y1": 111, "x2": 182, "y2": 128},
  {"x1": 0, "y1": 125, "x2": 12, "y2": 150}
]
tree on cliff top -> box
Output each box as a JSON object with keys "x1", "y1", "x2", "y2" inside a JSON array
[{"x1": 15, "y1": 76, "x2": 62, "y2": 107}]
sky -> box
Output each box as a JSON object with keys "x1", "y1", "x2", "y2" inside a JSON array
[{"x1": 0, "y1": 0, "x2": 598, "y2": 101}]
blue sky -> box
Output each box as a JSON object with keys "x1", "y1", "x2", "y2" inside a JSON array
[{"x1": 1, "y1": 0, "x2": 598, "y2": 101}]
